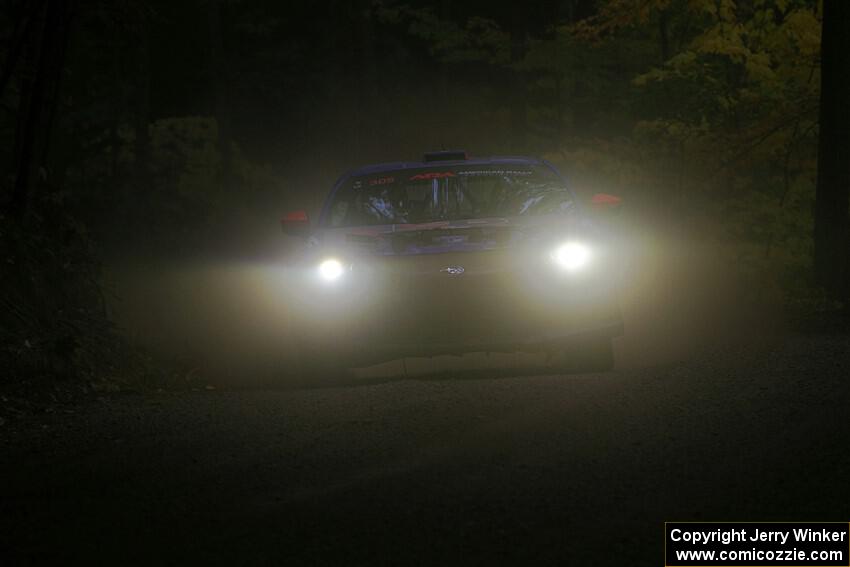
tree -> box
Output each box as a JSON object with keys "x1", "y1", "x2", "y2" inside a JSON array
[
  {"x1": 507, "y1": 8, "x2": 528, "y2": 152},
  {"x1": 206, "y1": 0, "x2": 233, "y2": 195},
  {"x1": 7, "y1": 0, "x2": 73, "y2": 218},
  {"x1": 814, "y1": 0, "x2": 850, "y2": 299}
]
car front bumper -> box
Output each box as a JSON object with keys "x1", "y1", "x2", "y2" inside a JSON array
[{"x1": 288, "y1": 259, "x2": 623, "y2": 364}]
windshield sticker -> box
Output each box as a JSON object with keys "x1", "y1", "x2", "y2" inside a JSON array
[
  {"x1": 409, "y1": 172, "x2": 456, "y2": 180},
  {"x1": 457, "y1": 169, "x2": 533, "y2": 176},
  {"x1": 368, "y1": 176, "x2": 395, "y2": 186}
]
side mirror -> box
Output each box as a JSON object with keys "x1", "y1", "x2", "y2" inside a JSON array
[
  {"x1": 281, "y1": 210, "x2": 310, "y2": 238},
  {"x1": 590, "y1": 193, "x2": 622, "y2": 212}
]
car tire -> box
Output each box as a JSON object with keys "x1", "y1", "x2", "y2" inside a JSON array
[{"x1": 550, "y1": 335, "x2": 614, "y2": 374}]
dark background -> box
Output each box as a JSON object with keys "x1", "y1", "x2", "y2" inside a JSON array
[
  {"x1": 2, "y1": 0, "x2": 843, "y2": 381},
  {"x1": 4, "y1": 1, "x2": 847, "y2": 371}
]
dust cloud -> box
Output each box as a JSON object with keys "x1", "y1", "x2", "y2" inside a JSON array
[{"x1": 104, "y1": 208, "x2": 784, "y2": 388}]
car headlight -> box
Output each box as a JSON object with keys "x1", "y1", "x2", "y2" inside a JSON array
[
  {"x1": 550, "y1": 241, "x2": 591, "y2": 272},
  {"x1": 318, "y1": 258, "x2": 345, "y2": 281}
]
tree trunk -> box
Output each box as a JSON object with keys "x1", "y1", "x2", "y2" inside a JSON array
[
  {"x1": 554, "y1": 73, "x2": 564, "y2": 141},
  {"x1": 658, "y1": 7, "x2": 670, "y2": 63},
  {"x1": 437, "y1": 0, "x2": 452, "y2": 139},
  {"x1": 354, "y1": 0, "x2": 377, "y2": 161},
  {"x1": 509, "y1": 18, "x2": 528, "y2": 153},
  {"x1": 0, "y1": 0, "x2": 47, "y2": 101},
  {"x1": 9, "y1": 7, "x2": 41, "y2": 190},
  {"x1": 133, "y1": 15, "x2": 152, "y2": 184},
  {"x1": 7, "y1": 0, "x2": 71, "y2": 218},
  {"x1": 207, "y1": 0, "x2": 233, "y2": 195},
  {"x1": 814, "y1": 0, "x2": 850, "y2": 299}
]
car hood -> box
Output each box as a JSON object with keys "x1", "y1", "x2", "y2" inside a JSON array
[{"x1": 314, "y1": 215, "x2": 584, "y2": 257}]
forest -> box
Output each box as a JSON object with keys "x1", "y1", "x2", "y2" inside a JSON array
[{"x1": 1, "y1": 0, "x2": 847, "y2": 392}]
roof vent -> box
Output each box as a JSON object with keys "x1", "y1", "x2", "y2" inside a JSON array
[{"x1": 423, "y1": 150, "x2": 468, "y2": 162}]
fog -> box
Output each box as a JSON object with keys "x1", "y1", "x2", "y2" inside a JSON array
[{"x1": 104, "y1": 184, "x2": 784, "y2": 388}]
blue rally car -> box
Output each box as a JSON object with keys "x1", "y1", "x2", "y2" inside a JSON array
[{"x1": 282, "y1": 151, "x2": 623, "y2": 376}]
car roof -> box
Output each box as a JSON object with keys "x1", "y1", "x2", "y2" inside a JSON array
[{"x1": 346, "y1": 156, "x2": 544, "y2": 177}]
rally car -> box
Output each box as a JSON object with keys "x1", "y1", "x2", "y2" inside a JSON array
[{"x1": 281, "y1": 151, "x2": 623, "y2": 376}]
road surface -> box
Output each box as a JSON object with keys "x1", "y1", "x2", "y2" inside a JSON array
[{"x1": 3, "y1": 333, "x2": 849, "y2": 565}]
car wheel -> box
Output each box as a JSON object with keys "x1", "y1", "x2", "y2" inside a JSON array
[{"x1": 550, "y1": 335, "x2": 614, "y2": 374}]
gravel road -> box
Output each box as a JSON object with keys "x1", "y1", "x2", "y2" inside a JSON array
[{"x1": 3, "y1": 333, "x2": 849, "y2": 565}]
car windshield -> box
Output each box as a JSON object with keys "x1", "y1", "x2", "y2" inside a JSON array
[{"x1": 325, "y1": 164, "x2": 574, "y2": 228}]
